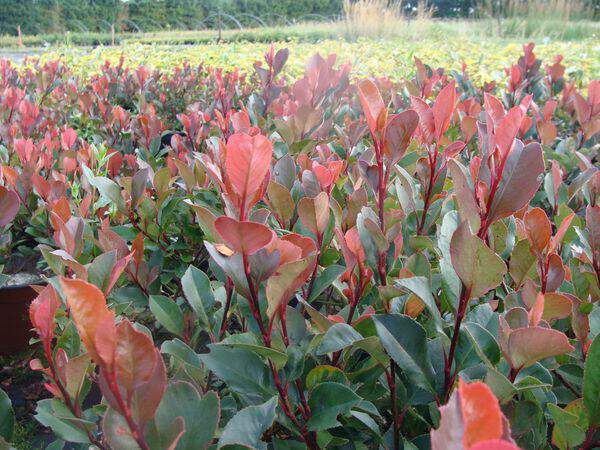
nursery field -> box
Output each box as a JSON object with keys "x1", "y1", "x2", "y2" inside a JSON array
[
  {"x1": 38, "y1": 36, "x2": 600, "y2": 83},
  {"x1": 0, "y1": 34, "x2": 599, "y2": 450}
]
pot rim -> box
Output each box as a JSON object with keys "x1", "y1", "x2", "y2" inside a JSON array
[{"x1": 0, "y1": 281, "x2": 48, "y2": 291}]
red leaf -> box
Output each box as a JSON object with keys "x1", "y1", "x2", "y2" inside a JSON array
[
  {"x1": 225, "y1": 132, "x2": 273, "y2": 205},
  {"x1": 524, "y1": 207, "x2": 551, "y2": 253},
  {"x1": 586, "y1": 205, "x2": 600, "y2": 253},
  {"x1": 29, "y1": 285, "x2": 61, "y2": 342},
  {"x1": 297, "y1": 191, "x2": 330, "y2": 238},
  {"x1": 495, "y1": 106, "x2": 524, "y2": 158},
  {"x1": 114, "y1": 320, "x2": 158, "y2": 396},
  {"x1": 214, "y1": 216, "x2": 273, "y2": 255},
  {"x1": 431, "y1": 379, "x2": 513, "y2": 450},
  {"x1": 543, "y1": 292, "x2": 572, "y2": 321},
  {"x1": 548, "y1": 212, "x2": 574, "y2": 254},
  {"x1": 459, "y1": 379, "x2": 505, "y2": 448},
  {"x1": 432, "y1": 81, "x2": 456, "y2": 140},
  {"x1": 507, "y1": 326, "x2": 574, "y2": 368},
  {"x1": 266, "y1": 255, "x2": 316, "y2": 318},
  {"x1": 484, "y1": 94, "x2": 506, "y2": 127},
  {"x1": 410, "y1": 96, "x2": 435, "y2": 145},
  {"x1": 486, "y1": 141, "x2": 544, "y2": 226},
  {"x1": 546, "y1": 253, "x2": 565, "y2": 292},
  {"x1": 0, "y1": 185, "x2": 20, "y2": 227},
  {"x1": 528, "y1": 293, "x2": 544, "y2": 327},
  {"x1": 105, "y1": 253, "x2": 133, "y2": 296},
  {"x1": 131, "y1": 347, "x2": 167, "y2": 426},
  {"x1": 383, "y1": 109, "x2": 419, "y2": 163},
  {"x1": 470, "y1": 440, "x2": 520, "y2": 450},
  {"x1": 60, "y1": 278, "x2": 116, "y2": 368},
  {"x1": 357, "y1": 79, "x2": 386, "y2": 136}
]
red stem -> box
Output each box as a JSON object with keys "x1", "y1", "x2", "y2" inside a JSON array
[
  {"x1": 218, "y1": 278, "x2": 233, "y2": 340},
  {"x1": 386, "y1": 363, "x2": 400, "y2": 450},
  {"x1": 241, "y1": 252, "x2": 318, "y2": 449},
  {"x1": 106, "y1": 367, "x2": 150, "y2": 450},
  {"x1": 417, "y1": 145, "x2": 443, "y2": 236},
  {"x1": 43, "y1": 341, "x2": 106, "y2": 449},
  {"x1": 443, "y1": 286, "x2": 471, "y2": 400}
]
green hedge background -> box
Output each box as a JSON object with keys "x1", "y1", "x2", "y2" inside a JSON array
[{"x1": 0, "y1": 0, "x2": 597, "y2": 36}]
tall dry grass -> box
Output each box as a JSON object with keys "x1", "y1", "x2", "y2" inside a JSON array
[{"x1": 341, "y1": 0, "x2": 433, "y2": 40}]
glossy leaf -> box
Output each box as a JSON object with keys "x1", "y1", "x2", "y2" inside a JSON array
[
  {"x1": 225, "y1": 132, "x2": 273, "y2": 203},
  {"x1": 450, "y1": 221, "x2": 506, "y2": 299},
  {"x1": 217, "y1": 396, "x2": 278, "y2": 450},
  {"x1": 486, "y1": 141, "x2": 544, "y2": 226},
  {"x1": 584, "y1": 335, "x2": 600, "y2": 426},
  {"x1": 373, "y1": 314, "x2": 436, "y2": 393},
  {"x1": 214, "y1": 216, "x2": 273, "y2": 255}
]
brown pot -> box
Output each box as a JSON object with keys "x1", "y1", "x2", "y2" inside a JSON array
[{"x1": 0, "y1": 283, "x2": 40, "y2": 355}]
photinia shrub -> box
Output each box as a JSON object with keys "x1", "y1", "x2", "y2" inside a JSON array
[{"x1": 0, "y1": 42, "x2": 596, "y2": 449}]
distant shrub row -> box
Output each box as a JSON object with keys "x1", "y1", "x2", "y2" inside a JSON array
[
  {"x1": 3, "y1": 0, "x2": 597, "y2": 37},
  {"x1": 0, "y1": 0, "x2": 343, "y2": 36}
]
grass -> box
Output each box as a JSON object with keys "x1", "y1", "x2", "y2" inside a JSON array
[
  {"x1": 0, "y1": 16, "x2": 598, "y2": 50},
  {"x1": 12, "y1": 420, "x2": 41, "y2": 450}
]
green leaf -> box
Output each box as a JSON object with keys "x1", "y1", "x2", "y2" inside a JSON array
[
  {"x1": 458, "y1": 321, "x2": 501, "y2": 368},
  {"x1": 0, "y1": 389, "x2": 14, "y2": 441},
  {"x1": 307, "y1": 382, "x2": 361, "y2": 431},
  {"x1": 306, "y1": 366, "x2": 348, "y2": 390},
  {"x1": 155, "y1": 382, "x2": 219, "y2": 450},
  {"x1": 450, "y1": 221, "x2": 506, "y2": 299},
  {"x1": 200, "y1": 345, "x2": 275, "y2": 404},
  {"x1": 372, "y1": 314, "x2": 436, "y2": 393},
  {"x1": 87, "y1": 251, "x2": 117, "y2": 293},
  {"x1": 150, "y1": 295, "x2": 185, "y2": 337},
  {"x1": 90, "y1": 176, "x2": 126, "y2": 212},
  {"x1": 217, "y1": 397, "x2": 278, "y2": 450},
  {"x1": 357, "y1": 207, "x2": 387, "y2": 270},
  {"x1": 394, "y1": 276, "x2": 443, "y2": 333},
  {"x1": 584, "y1": 334, "x2": 600, "y2": 426},
  {"x1": 103, "y1": 408, "x2": 141, "y2": 450},
  {"x1": 548, "y1": 403, "x2": 586, "y2": 450},
  {"x1": 315, "y1": 323, "x2": 363, "y2": 355},
  {"x1": 35, "y1": 399, "x2": 93, "y2": 444},
  {"x1": 161, "y1": 339, "x2": 202, "y2": 368},
  {"x1": 181, "y1": 265, "x2": 215, "y2": 330},
  {"x1": 509, "y1": 239, "x2": 537, "y2": 288},
  {"x1": 308, "y1": 265, "x2": 345, "y2": 302},
  {"x1": 219, "y1": 333, "x2": 288, "y2": 369}
]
